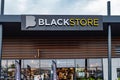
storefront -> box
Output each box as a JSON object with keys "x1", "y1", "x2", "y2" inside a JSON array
[
  {"x1": 2, "y1": 58, "x2": 120, "y2": 80},
  {"x1": 0, "y1": 14, "x2": 119, "y2": 80},
  {"x1": 2, "y1": 59, "x2": 103, "y2": 80},
  {"x1": 1, "y1": 59, "x2": 120, "y2": 80}
]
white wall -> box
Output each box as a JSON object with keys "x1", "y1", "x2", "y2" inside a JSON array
[{"x1": 103, "y1": 58, "x2": 120, "y2": 80}]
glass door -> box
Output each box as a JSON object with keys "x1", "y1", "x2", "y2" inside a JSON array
[
  {"x1": 75, "y1": 59, "x2": 103, "y2": 80},
  {"x1": 87, "y1": 59, "x2": 103, "y2": 80}
]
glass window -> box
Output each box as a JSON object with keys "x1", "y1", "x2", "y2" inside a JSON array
[
  {"x1": 57, "y1": 68, "x2": 75, "y2": 80},
  {"x1": 7, "y1": 60, "x2": 15, "y2": 80},
  {"x1": 22, "y1": 60, "x2": 39, "y2": 80},
  {"x1": 23, "y1": 60, "x2": 39, "y2": 68},
  {"x1": 40, "y1": 60, "x2": 52, "y2": 67},
  {"x1": 75, "y1": 59, "x2": 103, "y2": 80},
  {"x1": 1, "y1": 60, "x2": 7, "y2": 79},
  {"x1": 56, "y1": 59, "x2": 74, "y2": 68},
  {"x1": 87, "y1": 59, "x2": 103, "y2": 80},
  {"x1": 75, "y1": 59, "x2": 85, "y2": 79},
  {"x1": 56, "y1": 59, "x2": 75, "y2": 80},
  {"x1": 88, "y1": 59, "x2": 102, "y2": 68},
  {"x1": 40, "y1": 60, "x2": 52, "y2": 80},
  {"x1": 1, "y1": 59, "x2": 104, "y2": 80},
  {"x1": 1, "y1": 60, "x2": 16, "y2": 80},
  {"x1": 66, "y1": 59, "x2": 75, "y2": 67},
  {"x1": 39, "y1": 67, "x2": 51, "y2": 80},
  {"x1": 117, "y1": 68, "x2": 120, "y2": 80},
  {"x1": 76, "y1": 59, "x2": 85, "y2": 68},
  {"x1": 2, "y1": 60, "x2": 7, "y2": 68}
]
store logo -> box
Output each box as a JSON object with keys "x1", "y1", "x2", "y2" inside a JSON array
[
  {"x1": 21, "y1": 15, "x2": 103, "y2": 31},
  {"x1": 25, "y1": 16, "x2": 36, "y2": 28}
]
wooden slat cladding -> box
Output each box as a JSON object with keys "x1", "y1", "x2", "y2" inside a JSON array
[{"x1": 2, "y1": 37, "x2": 120, "y2": 59}]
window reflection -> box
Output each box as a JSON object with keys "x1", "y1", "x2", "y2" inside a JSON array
[
  {"x1": 56, "y1": 59, "x2": 75, "y2": 80},
  {"x1": 23, "y1": 60, "x2": 39, "y2": 68},
  {"x1": 40, "y1": 60, "x2": 52, "y2": 80},
  {"x1": 87, "y1": 59, "x2": 103, "y2": 80},
  {"x1": 56, "y1": 59, "x2": 75, "y2": 67},
  {"x1": 22, "y1": 60, "x2": 39, "y2": 80},
  {"x1": 75, "y1": 59, "x2": 103, "y2": 80},
  {"x1": 40, "y1": 60, "x2": 52, "y2": 67},
  {"x1": 1, "y1": 60, "x2": 7, "y2": 79},
  {"x1": 88, "y1": 59, "x2": 102, "y2": 67},
  {"x1": 76, "y1": 59, "x2": 85, "y2": 80},
  {"x1": 1, "y1": 60, "x2": 16, "y2": 80},
  {"x1": 76, "y1": 59, "x2": 85, "y2": 67},
  {"x1": 7, "y1": 60, "x2": 15, "y2": 80}
]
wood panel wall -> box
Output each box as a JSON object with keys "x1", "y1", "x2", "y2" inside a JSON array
[{"x1": 2, "y1": 37, "x2": 120, "y2": 59}]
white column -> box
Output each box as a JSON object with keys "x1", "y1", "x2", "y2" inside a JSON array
[{"x1": 103, "y1": 58, "x2": 108, "y2": 80}]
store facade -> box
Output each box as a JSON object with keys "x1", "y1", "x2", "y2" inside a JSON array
[
  {"x1": 2, "y1": 58, "x2": 120, "y2": 80},
  {"x1": 2, "y1": 59, "x2": 103, "y2": 80},
  {"x1": 0, "y1": 15, "x2": 120, "y2": 80}
]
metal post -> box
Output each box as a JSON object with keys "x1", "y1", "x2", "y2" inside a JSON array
[
  {"x1": 1, "y1": 0, "x2": 4, "y2": 15},
  {"x1": 108, "y1": 25, "x2": 112, "y2": 80},
  {"x1": 0, "y1": 0, "x2": 4, "y2": 79},
  {"x1": 15, "y1": 60, "x2": 21, "y2": 80},
  {"x1": 19, "y1": 60, "x2": 21, "y2": 80},
  {"x1": 0, "y1": 25, "x2": 2, "y2": 79},
  {"x1": 85, "y1": 59, "x2": 87, "y2": 79},
  {"x1": 107, "y1": 1, "x2": 112, "y2": 80}
]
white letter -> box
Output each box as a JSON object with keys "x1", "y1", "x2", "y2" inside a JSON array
[
  {"x1": 64, "y1": 19, "x2": 69, "y2": 25},
  {"x1": 51, "y1": 19, "x2": 57, "y2": 25},
  {"x1": 39, "y1": 19, "x2": 44, "y2": 25},
  {"x1": 45, "y1": 19, "x2": 50, "y2": 25},
  {"x1": 57, "y1": 19, "x2": 63, "y2": 25}
]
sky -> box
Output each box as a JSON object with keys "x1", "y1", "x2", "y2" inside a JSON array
[{"x1": 3, "y1": 0, "x2": 120, "y2": 15}]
